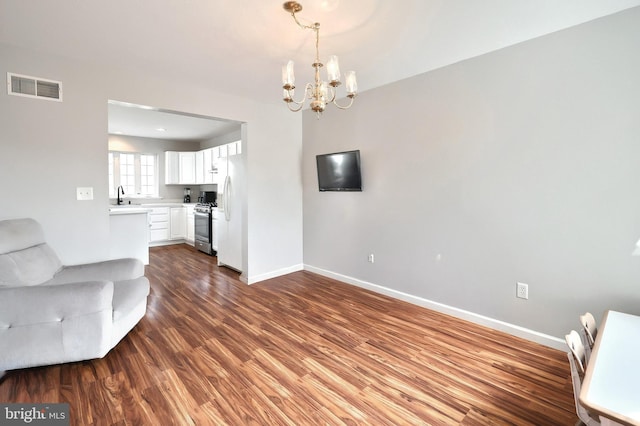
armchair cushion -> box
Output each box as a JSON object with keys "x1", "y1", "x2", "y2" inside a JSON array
[
  {"x1": 112, "y1": 278, "x2": 150, "y2": 322},
  {"x1": 0, "y1": 280, "x2": 114, "y2": 327},
  {"x1": 0, "y1": 217, "x2": 48, "y2": 253},
  {"x1": 0, "y1": 281, "x2": 115, "y2": 368},
  {"x1": 0, "y1": 244, "x2": 62, "y2": 287},
  {"x1": 47, "y1": 258, "x2": 145, "y2": 286},
  {"x1": 0, "y1": 218, "x2": 62, "y2": 287}
]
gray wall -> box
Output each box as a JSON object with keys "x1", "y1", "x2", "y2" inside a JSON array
[
  {"x1": 201, "y1": 129, "x2": 242, "y2": 150},
  {"x1": 0, "y1": 42, "x2": 303, "y2": 282},
  {"x1": 302, "y1": 7, "x2": 640, "y2": 345}
]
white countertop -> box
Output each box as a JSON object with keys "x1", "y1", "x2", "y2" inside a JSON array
[
  {"x1": 109, "y1": 202, "x2": 198, "y2": 215},
  {"x1": 109, "y1": 206, "x2": 151, "y2": 215}
]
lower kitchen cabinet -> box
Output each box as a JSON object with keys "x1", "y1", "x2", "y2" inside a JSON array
[
  {"x1": 170, "y1": 207, "x2": 187, "y2": 240},
  {"x1": 109, "y1": 211, "x2": 149, "y2": 265},
  {"x1": 186, "y1": 205, "x2": 195, "y2": 244},
  {"x1": 147, "y1": 204, "x2": 196, "y2": 247},
  {"x1": 211, "y1": 208, "x2": 219, "y2": 252},
  {"x1": 148, "y1": 207, "x2": 170, "y2": 243}
]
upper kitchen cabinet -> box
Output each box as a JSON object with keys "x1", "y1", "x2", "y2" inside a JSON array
[
  {"x1": 179, "y1": 152, "x2": 196, "y2": 183},
  {"x1": 165, "y1": 151, "x2": 179, "y2": 184},
  {"x1": 195, "y1": 151, "x2": 204, "y2": 184},
  {"x1": 215, "y1": 141, "x2": 242, "y2": 195},
  {"x1": 165, "y1": 151, "x2": 196, "y2": 185},
  {"x1": 165, "y1": 143, "x2": 240, "y2": 185},
  {"x1": 227, "y1": 141, "x2": 241, "y2": 156},
  {"x1": 194, "y1": 148, "x2": 216, "y2": 184},
  {"x1": 203, "y1": 148, "x2": 217, "y2": 184}
]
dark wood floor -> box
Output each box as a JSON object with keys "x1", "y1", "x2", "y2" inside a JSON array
[{"x1": 1, "y1": 244, "x2": 577, "y2": 425}]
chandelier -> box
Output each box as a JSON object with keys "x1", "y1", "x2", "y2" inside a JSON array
[{"x1": 281, "y1": 1, "x2": 357, "y2": 117}]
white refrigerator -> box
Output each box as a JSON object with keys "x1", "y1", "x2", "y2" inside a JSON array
[{"x1": 217, "y1": 150, "x2": 243, "y2": 273}]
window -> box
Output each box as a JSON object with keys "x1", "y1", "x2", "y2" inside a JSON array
[
  {"x1": 108, "y1": 152, "x2": 158, "y2": 198},
  {"x1": 140, "y1": 154, "x2": 156, "y2": 196},
  {"x1": 119, "y1": 153, "x2": 135, "y2": 195},
  {"x1": 108, "y1": 152, "x2": 115, "y2": 195}
]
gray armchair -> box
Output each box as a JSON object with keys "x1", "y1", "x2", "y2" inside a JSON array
[{"x1": 0, "y1": 218, "x2": 150, "y2": 374}]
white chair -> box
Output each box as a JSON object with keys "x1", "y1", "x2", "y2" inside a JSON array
[
  {"x1": 566, "y1": 330, "x2": 587, "y2": 374},
  {"x1": 578, "y1": 328, "x2": 593, "y2": 363},
  {"x1": 566, "y1": 352, "x2": 601, "y2": 426},
  {"x1": 0, "y1": 218, "x2": 150, "y2": 373},
  {"x1": 566, "y1": 330, "x2": 602, "y2": 426},
  {"x1": 580, "y1": 312, "x2": 598, "y2": 348}
]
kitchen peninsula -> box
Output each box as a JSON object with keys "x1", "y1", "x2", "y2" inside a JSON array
[{"x1": 108, "y1": 202, "x2": 198, "y2": 265}]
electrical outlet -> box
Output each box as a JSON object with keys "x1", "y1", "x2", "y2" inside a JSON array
[
  {"x1": 76, "y1": 187, "x2": 94, "y2": 201},
  {"x1": 516, "y1": 282, "x2": 529, "y2": 299},
  {"x1": 367, "y1": 253, "x2": 375, "y2": 263}
]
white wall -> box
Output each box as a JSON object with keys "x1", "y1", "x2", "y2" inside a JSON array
[
  {"x1": 0, "y1": 43, "x2": 303, "y2": 282},
  {"x1": 302, "y1": 7, "x2": 640, "y2": 346}
]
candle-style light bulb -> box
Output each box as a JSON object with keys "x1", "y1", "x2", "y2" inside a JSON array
[
  {"x1": 327, "y1": 55, "x2": 341, "y2": 84},
  {"x1": 282, "y1": 60, "x2": 295, "y2": 88},
  {"x1": 319, "y1": 81, "x2": 329, "y2": 102},
  {"x1": 345, "y1": 71, "x2": 357, "y2": 95}
]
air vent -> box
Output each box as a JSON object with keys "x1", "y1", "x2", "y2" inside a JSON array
[{"x1": 7, "y1": 73, "x2": 63, "y2": 101}]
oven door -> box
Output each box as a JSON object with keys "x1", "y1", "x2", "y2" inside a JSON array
[{"x1": 194, "y1": 210, "x2": 212, "y2": 254}]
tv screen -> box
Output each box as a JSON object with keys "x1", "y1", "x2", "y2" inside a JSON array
[{"x1": 316, "y1": 150, "x2": 362, "y2": 192}]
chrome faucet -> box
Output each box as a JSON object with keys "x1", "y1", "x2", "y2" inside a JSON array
[{"x1": 117, "y1": 185, "x2": 125, "y2": 205}]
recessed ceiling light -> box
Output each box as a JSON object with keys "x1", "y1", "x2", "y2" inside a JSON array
[{"x1": 156, "y1": 128, "x2": 166, "y2": 132}]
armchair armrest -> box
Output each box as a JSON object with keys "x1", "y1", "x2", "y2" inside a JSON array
[
  {"x1": 48, "y1": 258, "x2": 145, "y2": 285},
  {"x1": 0, "y1": 281, "x2": 114, "y2": 327}
]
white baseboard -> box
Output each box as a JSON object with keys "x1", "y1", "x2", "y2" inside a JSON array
[
  {"x1": 247, "y1": 264, "x2": 304, "y2": 285},
  {"x1": 304, "y1": 264, "x2": 566, "y2": 351}
]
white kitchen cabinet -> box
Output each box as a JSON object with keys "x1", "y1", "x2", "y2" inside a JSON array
[
  {"x1": 179, "y1": 152, "x2": 195, "y2": 184},
  {"x1": 148, "y1": 207, "x2": 170, "y2": 242},
  {"x1": 146, "y1": 204, "x2": 192, "y2": 246},
  {"x1": 195, "y1": 151, "x2": 204, "y2": 184},
  {"x1": 186, "y1": 205, "x2": 195, "y2": 244},
  {"x1": 170, "y1": 207, "x2": 187, "y2": 240},
  {"x1": 165, "y1": 151, "x2": 180, "y2": 184},
  {"x1": 203, "y1": 148, "x2": 217, "y2": 184},
  {"x1": 211, "y1": 208, "x2": 219, "y2": 252},
  {"x1": 215, "y1": 141, "x2": 241, "y2": 195},
  {"x1": 227, "y1": 141, "x2": 237, "y2": 156},
  {"x1": 109, "y1": 210, "x2": 150, "y2": 265},
  {"x1": 167, "y1": 147, "x2": 239, "y2": 186},
  {"x1": 211, "y1": 146, "x2": 220, "y2": 160},
  {"x1": 165, "y1": 151, "x2": 197, "y2": 184}
]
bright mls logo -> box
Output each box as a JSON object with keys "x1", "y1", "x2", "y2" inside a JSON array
[{"x1": 1, "y1": 404, "x2": 69, "y2": 425}]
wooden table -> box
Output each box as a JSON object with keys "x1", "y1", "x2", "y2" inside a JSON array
[{"x1": 580, "y1": 310, "x2": 640, "y2": 426}]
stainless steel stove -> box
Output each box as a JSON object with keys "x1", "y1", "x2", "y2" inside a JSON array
[{"x1": 194, "y1": 202, "x2": 216, "y2": 256}]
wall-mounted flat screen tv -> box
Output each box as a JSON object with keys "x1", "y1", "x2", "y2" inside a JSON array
[{"x1": 316, "y1": 150, "x2": 362, "y2": 192}]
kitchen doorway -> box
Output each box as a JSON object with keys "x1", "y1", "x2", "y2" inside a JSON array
[{"x1": 107, "y1": 100, "x2": 247, "y2": 279}]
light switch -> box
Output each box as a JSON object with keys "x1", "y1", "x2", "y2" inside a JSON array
[{"x1": 76, "y1": 187, "x2": 94, "y2": 201}]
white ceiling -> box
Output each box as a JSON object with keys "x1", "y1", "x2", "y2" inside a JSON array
[
  {"x1": 2, "y1": 0, "x2": 640, "y2": 138},
  {"x1": 107, "y1": 102, "x2": 241, "y2": 141}
]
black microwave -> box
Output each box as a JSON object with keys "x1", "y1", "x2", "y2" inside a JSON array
[{"x1": 199, "y1": 191, "x2": 217, "y2": 204}]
